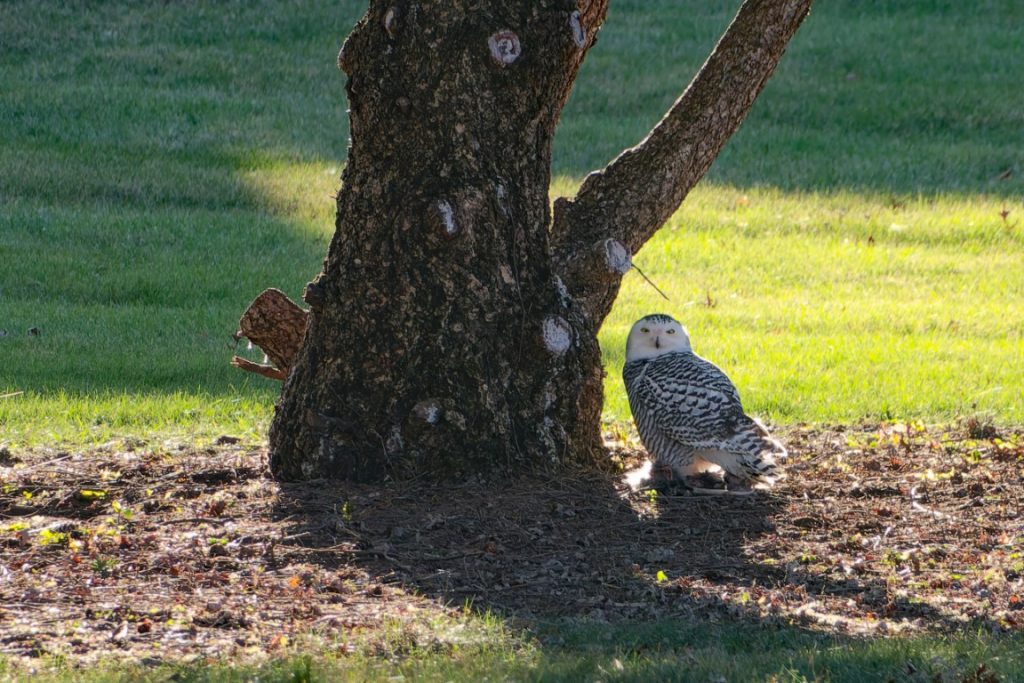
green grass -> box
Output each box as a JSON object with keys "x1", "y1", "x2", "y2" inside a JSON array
[
  {"x1": 598, "y1": 186, "x2": 1024, "y2": 424},
  {"x1": 9, "y1": 619, "x2": 1023, "y2": 682},
  {"x1": 1, "y1": 0, "x2": 1022, "y2": 443}
]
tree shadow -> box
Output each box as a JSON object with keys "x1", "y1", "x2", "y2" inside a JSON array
[
  {"x1": 271, "y1": 467, "x2": 782, "y2": 622},
  {"x1": 268, "y1": 449, "x2": 1017, "y2": 637}
]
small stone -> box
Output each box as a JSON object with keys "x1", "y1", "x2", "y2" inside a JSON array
[{"x1": 792, "y1": 516, "x2": 819, "y2": 529}]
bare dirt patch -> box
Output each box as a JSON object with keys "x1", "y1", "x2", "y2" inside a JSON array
[{"x1": 1, "y1": 424, "x2": 1022, "y2": 668}]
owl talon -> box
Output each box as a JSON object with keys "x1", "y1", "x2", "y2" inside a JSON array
[
  {"x1": 649, "y1": 470, "x2": 733, "y2": 496},
  {"x1": 684, "y1": 473, "x2": 726, "y2": 490},
  {"x1": 724, "y1": 472, "x2": 755, "y2": 493},
  {"x1": 650, "y1": 462, "x2": 675, "y2": 481}
]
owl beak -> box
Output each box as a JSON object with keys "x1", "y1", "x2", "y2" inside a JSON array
[{"x1": 654, "y1": 336, "x2": 661, "y2": 349}]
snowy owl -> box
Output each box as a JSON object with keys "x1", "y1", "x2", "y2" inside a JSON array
[{"x1": 622, "y1": 314, "x2": 785, "y2": 494}]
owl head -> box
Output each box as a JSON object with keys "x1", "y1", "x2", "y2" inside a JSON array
[{"x1": 625, "y1": 314, "x2": 692, "y2": 361}]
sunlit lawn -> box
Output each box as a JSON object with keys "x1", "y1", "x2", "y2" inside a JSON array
[{"x1": 18, "y1": 618, "x2": 1024, "y2": 683}]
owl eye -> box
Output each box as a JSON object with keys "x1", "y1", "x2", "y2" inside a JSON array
[
  {"x1": 666, "y1": 329, "x2": 676, "y2": 335},
  {"x1": 640, "y1": 327, "x2": 649, "y2": 334}
]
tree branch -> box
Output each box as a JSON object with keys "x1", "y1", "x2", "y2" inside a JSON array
[{"x1": 551, "y1": 0, "x2": 814, "y2": 324}]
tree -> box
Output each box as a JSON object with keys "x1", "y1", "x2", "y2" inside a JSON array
[{"x1": 239, "y1": 0, "x2": 814, "y2": 481}]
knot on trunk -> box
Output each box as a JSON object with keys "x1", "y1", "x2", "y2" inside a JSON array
[
  {"x1": 383, "y1": 6, "x2": 400, "y2": 39},
  {"x1": 598, "y1": 238, "x2": 632, "y2": 274},
  {"x1": 337, "y1": 41, "x2": 351, "y2": 73},
  {"x1": 569, "y1": 11, "x2": 587, "y2": 48},
  {"x1": 553, "y1": 238, "x2": 631, "y2": 323},
  {"x1": 542, "y1": 315, "x2": 572, "y2": 355},
  {"x1": 428, "y1": 199, "x2": 459, "y2": 239},
  {"x1": 413, "y1": 399, "x2": 444, "y2": 425},
  {"x1": 488, "y1": 31, "x2": 521, "y2": 65}
]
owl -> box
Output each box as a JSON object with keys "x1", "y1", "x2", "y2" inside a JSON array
[{"x1": 622, "y1": 314, "x2": 785, "y2": 494}]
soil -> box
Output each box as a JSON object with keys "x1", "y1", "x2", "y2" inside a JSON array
[{"x1": 1, "y1": 423, "x2": 1021, "y2": 668}]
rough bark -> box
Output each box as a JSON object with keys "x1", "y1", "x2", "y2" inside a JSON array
[{"x1": 262, "y1": 0, "x2": 812, "y2": 481}]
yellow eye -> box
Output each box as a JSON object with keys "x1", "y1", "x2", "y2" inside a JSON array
[
  {"x1": 640, "y1": 327, "x2": 649, "y2": 334},
  {"x1": 666, "y1": 329, "x2": 676, "y2": 334}
]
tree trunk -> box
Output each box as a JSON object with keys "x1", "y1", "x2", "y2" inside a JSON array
[{"x1": 266, "y1": 0, "x2": 813, "y2": 481}]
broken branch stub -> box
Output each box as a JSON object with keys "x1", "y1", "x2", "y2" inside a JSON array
[
  {"x1": 542, "y1": 315, "x2": 572, "y2": 355},
  {"x1": 488, "y1": 31, "x2": 521, "y2": 66},
  {"x1": 232, "y1": 288, "x2": 310, "y2": 381},
  {"x1": 230, "y1": 356, "x2": 287, "y2": 381}
]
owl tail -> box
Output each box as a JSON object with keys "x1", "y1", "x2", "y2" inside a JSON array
[{"x1": 728, "y1": 417, "x2": 787, "y2": 484}]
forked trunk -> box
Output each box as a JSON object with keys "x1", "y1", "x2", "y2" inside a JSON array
[{"x1": 262, "y1": 0, "x2": 814, "y2": 481}]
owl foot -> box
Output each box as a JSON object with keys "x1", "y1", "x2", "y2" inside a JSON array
[
  {"x1": 675, "y1": 472, "x2": 756, "y2": 496},
  {"x1": 684, "y1": 474, "x2": 748, "y2": 496},
  {"x1": 684, "y1": 472, "x2": 727, "y2": 490},
  {"x1": 724, "y1": 472, "x2": 756, "y2": 494},
  {"x1": 648, "y1": 468, "x2": 735, "y2": 496}
]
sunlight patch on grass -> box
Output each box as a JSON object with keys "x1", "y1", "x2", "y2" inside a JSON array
[
  {"x1": 0, "y1": 390, "x2": 271, "y2": 447},
  {"x1": 8, "y1": 620, "x2": 1023, "y2": 682},
  {"x1": 593, "y1": 182, "x2": 1024, "y2": 424},
  {"x1": 238, "y1": 159, "x2": 342, "y2": 228}
]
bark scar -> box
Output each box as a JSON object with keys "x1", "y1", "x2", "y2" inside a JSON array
[{"x1": 488, "y1": 31, "x2": 521, "y2": 65}]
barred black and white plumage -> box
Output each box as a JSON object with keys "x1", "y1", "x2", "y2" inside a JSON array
[{"x1": 623, "y1": 314, "x2": 786, "y2": 492}]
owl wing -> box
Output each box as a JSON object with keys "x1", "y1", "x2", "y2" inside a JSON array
[{"x1": 628, "y1": 352, "x2": 747, "y2": 446}]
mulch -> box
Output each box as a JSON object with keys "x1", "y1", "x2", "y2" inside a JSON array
[{"x1": 1, "y1": 423, "x2": 1022, "y2": 669}]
